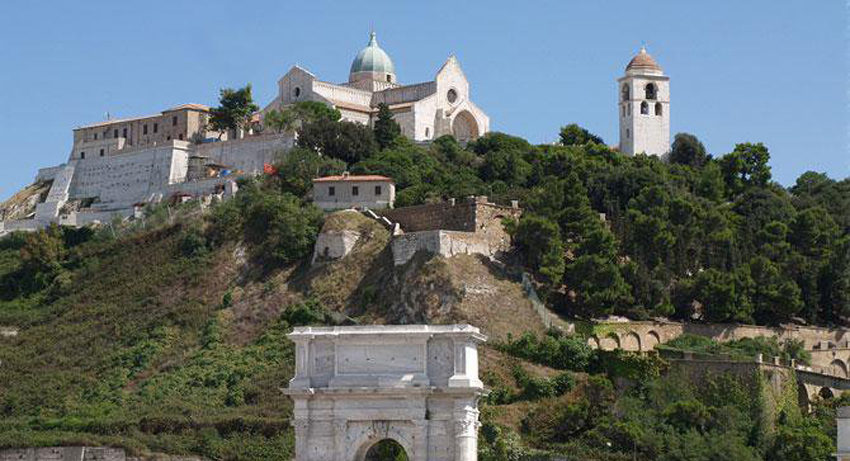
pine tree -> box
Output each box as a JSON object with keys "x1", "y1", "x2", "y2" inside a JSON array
[{"x1": 373, "y1": 103, "x2": 401, "y2": 149}]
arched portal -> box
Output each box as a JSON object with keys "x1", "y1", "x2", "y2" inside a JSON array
[
  {"x1": 363, "y1": 439, "x2": 409, "y2": 461},
  {"x1": 645, "y1": 331, "x2": 662, "y2": 350},
  {"x1": 452, "y1": 111, "x2": 479, "y2": 142},
  {"x1": 819, "y1": 387, "x2": 835, "y2": 400},
  {"x1": 830, "y1": 359, "x2": 849, "y2": 378},
  {"x1": 622, "y1": 332, "x2": 641, "y2": 351}
]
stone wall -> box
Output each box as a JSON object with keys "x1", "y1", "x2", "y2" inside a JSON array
[
  {"x1": 0, "y1": 448, "x2": 204, "y2": 461},
  {"x1": 587, "y1": 319, "x2": 850, "y2": 378},
  {"x1": 380, "y1": 196, "x2": 520, "y2": 233},
  {"x1": 313, "y1": 230, "x2": 361, "y2": 263}
]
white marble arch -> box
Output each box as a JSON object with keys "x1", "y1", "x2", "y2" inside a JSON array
[{"x1": 284, "y1": 324, "x2": 487, "y2": 461}]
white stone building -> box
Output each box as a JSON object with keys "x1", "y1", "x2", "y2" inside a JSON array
[
  {"x1": 263, "y1": 32, "x2": 490, "y2": 143},
  {"x1": 618, "y1": 47, "x2": 670, "y2": 156},
  {"x1": 284, "y1": 324, "x2": 486, "y2": 461},
  {"x1": 312, "y1": 173, "x2": 396, "y2": 211}
]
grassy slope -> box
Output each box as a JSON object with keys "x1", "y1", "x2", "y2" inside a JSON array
[{"x1": 0, "y1": 210, "x2": 551, "y2": 458}]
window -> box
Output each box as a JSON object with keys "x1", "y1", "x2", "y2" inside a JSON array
[
  {"x1": 447, "y1": 88, "x2": 458, "y2": 103},
  {"x1": 94, "y1": 132, "x2": 98, "y2": 140},
  {"x1": 622, "y1": 106, "x2": 625, "y2": 117},
  {"x1": 655, "y1": 102, "x2": 662, "y2": 116},
  {"x1": 626, "y1": 129, "x2": 630, "y2": 139},
  {"x1": 425, "y1": 127, "x2": 430, "y2": 138},
  {"x1": 640, "y1": 101, "x2": 649, "y2": 115},
  {"x1": 153, "y1": 123, "x2": 158, "y2": 134},
  {"x1": 328, "y1": 186, "x2": 335, "y2": 196},
  {"x1": 627, "y1": 104, "x2": 632, "y2": 116},
  {"x1": 143, "y1": 124, "x2": 148, "y2": 135},
  {"x1": 113, "y1": 129, "x2": 118, "y2": 138},
  {"x1": 352, "y1": 186, "x2": 359, "y2": 196},
  {"x1": 99, "y1": 148, "x2": 104, "y2": 156},
  {"x1": 645, "y1": 83, "x2": 657, "y2": 100},
  {"x1": 178, "y1": 133, "x2": 183, "y2": 140},
  {"x1": 122, "y1": 128, "x2": 127, "y2": 138},
  {"x1": 375, "y1": 185, "x2": 382, "y2": 195},
  {"x1": 621, "y1": 84, "x2": 630, "y2": 101},
  {"x1": 172, "y1": 116, "x2": 178, "y2": 126},
  {"x1": 80, "y1": 151, "x2": 85, "y2": 159},
  {"x1": 294, "y1": 87, "x2": 301, "y2": 98},
  {"x1": 167, "y1": 135, "x2": 171, "y2": 141},
  {"x1": 386, "y1": 75, "x2": 392, "y2": 83}
]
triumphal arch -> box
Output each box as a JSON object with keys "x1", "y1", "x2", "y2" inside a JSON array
[{"x1": 284, "y1": 324, "x2": 486, "y2": 461}]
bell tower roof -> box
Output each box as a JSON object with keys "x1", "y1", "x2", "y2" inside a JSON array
[{"x1": 626, "y1": 46, "x2": 663, "y2": 75}]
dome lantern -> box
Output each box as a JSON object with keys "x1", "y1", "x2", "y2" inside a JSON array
[{"x1": 349, "y1": 31, "x2": 397, "y2": 84}]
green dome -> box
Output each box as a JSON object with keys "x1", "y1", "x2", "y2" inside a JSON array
[{"x1": 349, "y1": 32, "x2": 395, "y2": 76}]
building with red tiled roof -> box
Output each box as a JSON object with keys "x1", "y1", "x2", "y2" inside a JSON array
[{"x1": 312, "y1": 172, "x2": 395, "y2": 210}]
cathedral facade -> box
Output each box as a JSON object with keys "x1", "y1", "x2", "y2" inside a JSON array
[{"x1": 263, "y1": 32, "x2": 490, "y2": 143}]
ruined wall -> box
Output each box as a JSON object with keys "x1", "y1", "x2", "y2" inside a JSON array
[
  {"x1": 380, "y1": 196, "x2": 520, "y2": 233},
  {"x1": 313, "y1": 230, "x2": 361, "y2": 263},
  {"x1": 391, "y1": 229, "x2": 508, "y2": 266}
]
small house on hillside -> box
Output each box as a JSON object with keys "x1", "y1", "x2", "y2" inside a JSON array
[{"x1": 312, "y1": 173, "x2": 395, "y2": 211}]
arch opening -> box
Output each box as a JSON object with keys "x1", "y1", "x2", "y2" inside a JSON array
[
  {"x1": 645, "y1": 83, "x2": 657, "y2": 100},
  {"x1": 830, "y1": 359, "x2": 848, "y2": 378},
  {"x1": 640, "y1": 101, "x2": 649, "y2": 115},
  {"x1": 621, "y1": 84, "x2": 630, "y2": 101},
  {"x1": 645, "y1": 331, "x2": 661, "y2": 350},
  {"x1": 655, "y1": 102, "x2": 662, "y2": 116},
  {"x1": 452, "y1": 110, "x2": 479, "y2": 142},
  {"x1": 819, "y1": 387, "x2": 835, "y2": 400},
  {"x1": 363, "y1": 439, "x2": 409, "y2": 461}
]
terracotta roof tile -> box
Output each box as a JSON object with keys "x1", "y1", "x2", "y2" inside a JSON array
[{"x1": 313, "y1": 174, "x2": 394, "y2": 183}]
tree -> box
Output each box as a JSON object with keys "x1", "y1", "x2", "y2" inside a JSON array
[
  {"x1": 669, "y1": 133, "x2": 708, "y2": 168},
  {"x1": 297, "y1": 118, "x2": 378, "y2": 165},
  {"x1": 274, "y1": 147, "x2": 345, "y2": 197},
  {"x1": 208, "y1": 84, "x2": 259, "y2": 138},
  {"x1": 767, "y1": 421, "x2": 834, "y2": 461},
  {"x1": 559, "y1": 124, "x2": 604, "y2": 146},
  {"x1": 373, "y1": 103, "x2": 401, "y2": 149},
  {"x1": 264, "y1": 101, "x2": 341, "y2": 134},
  {"x1": 512, "y1": 214, "x2": 565, "y2": 284},
  {"x1": 718, "y1": 142, "x2": 772, "y2": 196},
  {"x1": 242, "y1": 190, "x2": 324, "y2": 265},
  {"x1": 263, "y1": 106, "x2": 297, "y2": 134},
  {"x1": 748, "y1": 256, "x2": 802, "y2": 323},
  {"x1": 692, "y1": 268, "x2": 754, "y2": 323}
]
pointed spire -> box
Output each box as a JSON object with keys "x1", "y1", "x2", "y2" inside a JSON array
[{"x1": 368, "y1": 30, "x2": 378, "y2": 47}]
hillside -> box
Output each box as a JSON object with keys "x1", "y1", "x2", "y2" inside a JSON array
[{"x1": 1, "y1": 122, "x2": 849, "y2": 460}]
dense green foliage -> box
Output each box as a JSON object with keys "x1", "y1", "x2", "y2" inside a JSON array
[
  {"x1": 1, "y1": 116, "x2": 847, "y2": 459},
  {"x1": 208, "y1": 85, "x2": 260, "y2": 137},
  {"x1": 483, "y1": 330, "x2": 842, "y2": 461},
  {"x1": 658, "y1": 334, "x2": 812, "y2": 365},
  {"x1": 288, "y1": 116, "x2": 850, "y2": 325}
]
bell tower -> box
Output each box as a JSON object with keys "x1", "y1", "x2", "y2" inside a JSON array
[{"x1": 618, "y1": 46, "x2": 670, "y2": 156}]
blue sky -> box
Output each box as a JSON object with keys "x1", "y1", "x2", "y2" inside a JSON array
[{"x1": 0, "y1": 0, "x2": 847, "y2": 200}]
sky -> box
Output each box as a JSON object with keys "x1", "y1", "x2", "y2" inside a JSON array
[{"x1": 0, "y1": 0, "x2": 847, "y2": 201}]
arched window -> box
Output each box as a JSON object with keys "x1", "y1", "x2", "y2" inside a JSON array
[
  {"x1": 293, "y1": 87, "x2": 301, "y2": 98},
  {"x1": 621, "y1": 106, "x2": 625, "y2": 117},
  {"x1": 621, "y1": 84, "x2": 630, "y2": 101},
  {"x1": 387, "y1": 75, "x2": 393, "y2": 83},
  {"x1": 425, "y1": 127, "x2": 430, "y2": 138},
  {"x1": 627, "y1": 104, "x2": 631, "y2": 116},
  {"x1": 626, "y1": 129, "x2": 630, "y2": 138},
  {"x1": 640, "y1": 101, "x2": 649, "y2": 115},
  {"x1": 645, "y1": 83, "x2": 657, "y2": 100},
  {"x1": 655, "y1": 102, "x2": 662, "y2": 116}
]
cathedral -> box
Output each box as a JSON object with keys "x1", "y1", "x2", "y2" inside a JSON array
[{"x1": 262, "y1": 32, "x2": 490, "y2": 143}]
